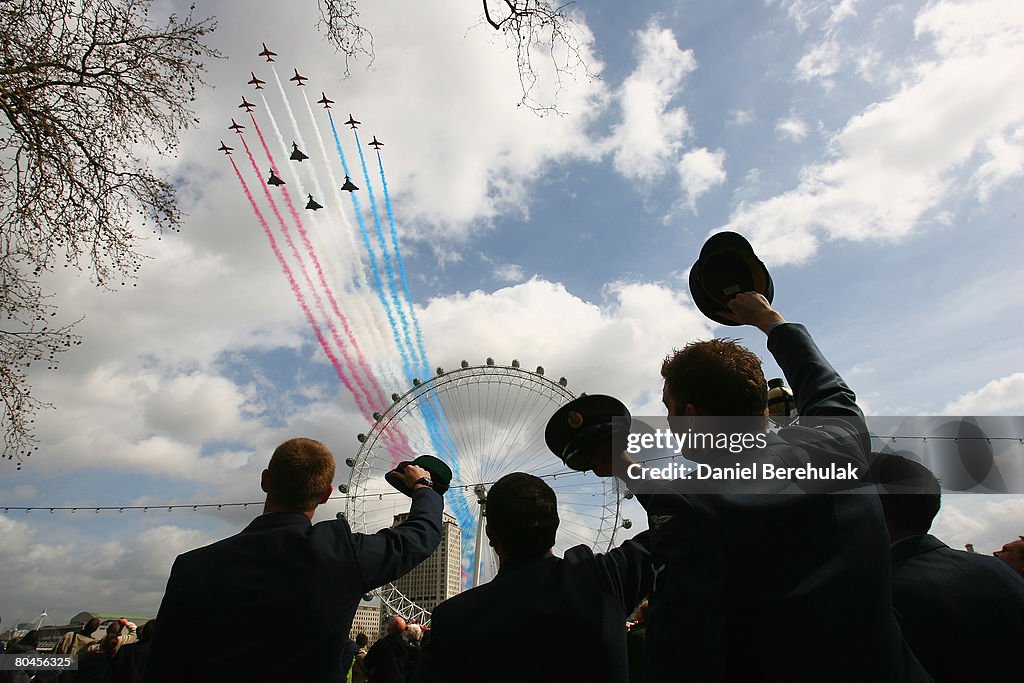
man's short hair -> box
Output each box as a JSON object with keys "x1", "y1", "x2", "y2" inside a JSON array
[
  {"x1": 871, "y1": 452, "x2": 941, "y2": 535},
  {"x1": 487, "y1": 473, "x2": 558, "y2": 560},
  {"x1": 266, "y1": 438, "x2": 336, "y2": 511},
  {"x1": 355, "y1": 633, "x2": 368, "y2": 648},
  {"x1": 661, "y1": 339, "x2": 767, "y2": 416}
]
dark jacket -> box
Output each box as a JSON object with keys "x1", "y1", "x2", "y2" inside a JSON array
[
  {"x1": 642, "y1": 323, "x2": 931, "y2": 682},
  {"x1": 891, "y1": 533, "x2": 1024, "y2": 682},
  {"x1": 144, "y1": 488, "x2": 443, "y2": 683},
  {"x1": 364, "y1": 632, "x2": 407, "y2": 683},
  {"x1": 414, "y1": 532, "x2": 653, "y2": 682}
]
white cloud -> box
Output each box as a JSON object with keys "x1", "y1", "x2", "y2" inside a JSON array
[
  {"x1": 677, "y1": 147, "x2": 727, "y2": 210},
  {"x1": 729, "y1": 109, "x2": 755, "y2": 127},
  {"x1": 775, "y1": 116, "x2": 809, "y2": 141},
  {"x1": 493, "y1": 263, "x2": 526, "y2": 284},
  {"x1": 722, "y1": 0, "x2": 1024, "y2": 265},
  {"x1": 825, "y1": 0, "x2": 859, "y2": 30},
  {"x1": 420, "y1": 278, "x2": 713, "y2": 413},
  {"x1": 0, "y1": 515, "x2": 217, "y2": 624},
  {"x1": 932, "y1": 494, "x2": 1024, "y2": 554},
  {"x1": 608, "y1": 21, "x2": 697, "y2": 181},
  {"x1": 943, "y1": 372, "x2": 1024, "y2": 415},
  {"x1": 971, "y1": 128, "x2": 1024, "y2": 201},
  {"x1": 796, "y1": 40, "x2": 843, "y2": 83}
]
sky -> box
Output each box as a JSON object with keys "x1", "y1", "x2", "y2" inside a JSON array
[{"x1": 1, "y1": 0, "x2": 1023, "y2": 628}]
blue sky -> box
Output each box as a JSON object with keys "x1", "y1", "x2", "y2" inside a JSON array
[{"x1": 1, "y1": 0, "x2": 1022, "y2": 626}]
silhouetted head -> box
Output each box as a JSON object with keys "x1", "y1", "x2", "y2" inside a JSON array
[
  {"x1": 486, "y1": 473, "x2": 558, "y2": 564},
  {"x1": 261, "y1": 438, "x2": 335, "y2": 513},
  {"x1": 21, "y1": 630, "x2": 39, "y2": 648},
  {"x1": 870, "y1": 452, "x2": 941, "y2": 542},
  {"x1": 83, "y1": 617, "x2": 101, "y2": 635},
  {"x1": 355, "y1": 633, "x2": 368, "y2": 648},
  {"x1": 386, "y1": 617, "x2": 406, "y2": 636},
  {"x1": 139, "y1": 619, "x2": 156, "y2": 643},
  {"x1": 661, "y1": 339, "x2": 767, "y2": 417}
]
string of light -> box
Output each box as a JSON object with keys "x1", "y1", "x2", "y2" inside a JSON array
[
  {"x1": 0, "y1": 468, "x2": 594, "y2": 514},
  {"x1": 3, "y1": 434, "x2": 1020, "y2": 514}
]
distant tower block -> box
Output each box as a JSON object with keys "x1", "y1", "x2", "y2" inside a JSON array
[{"x1": 390, "y1": 512, "x2": 462, "y2": 612}]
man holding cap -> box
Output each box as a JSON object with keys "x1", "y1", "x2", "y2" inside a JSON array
[
  {"x1": 569, "y1": 229, "x2": 931, "y2": 681},
  {"x1": 144, "y1": 438, "x2": 443, "y2": 683}
]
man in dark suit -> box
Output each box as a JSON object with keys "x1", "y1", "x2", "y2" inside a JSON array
[
  {"x1": 364, "y1": 616, "x2": 407, "y2": 683},
  {"x1": 874, "y1": 452, "x2": 1024, "y2": 682},
  {"x1": 414, "y1": 472, "x2": 652, "y2": 683},
  {"x1": 614, "y1": 292, "x2": 929, "y2": 681},
  {"x1": 144, "y1": 437, "x2": 443, "y2": 683}
]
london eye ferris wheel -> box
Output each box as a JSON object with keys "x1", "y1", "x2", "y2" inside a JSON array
[{"x1": 343, "y1": 359, "x2": 626, "y2": 624}]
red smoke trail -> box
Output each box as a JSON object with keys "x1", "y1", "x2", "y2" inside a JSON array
[
  {"x1": 245, "y1": 124, "x2": 375, "y2": 409},
  {"x1": 249, "y1": 115, "x2": 388, "y2": 413},
  {"x1": 229, "y1": 151, "x2": 366, "y2": 411},
  {"x1": 247, "y1": 119, "x2": 416, "y2": 462}
]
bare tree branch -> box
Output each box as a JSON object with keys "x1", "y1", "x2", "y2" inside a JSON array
[
  {"x1": 478, "y1": 0, "x2": 597, "y2": 115},
  {"x1": 316, "y1": 0, "x2": 374, "y2": 76},
  {"x1": 0, "y1": 0, "x2": 221, "y2": 463},
  {"x1": 316, "y1": 0, "x2": 595, "y2": 115}
]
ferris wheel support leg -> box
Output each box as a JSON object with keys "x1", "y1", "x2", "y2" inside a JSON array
[{"x1": 472, "y1": 484, "x2": 488, "y2": 588}]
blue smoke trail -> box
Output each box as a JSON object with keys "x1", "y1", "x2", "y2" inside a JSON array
[
  {"x1": 352, "y1": 132, "x2": 462, "y2": 492},
  {"x1": 353, "y1": 131, "x2": 421, "y2": 377},
  {"x1": 327, "y1": 112, "x2": 475, "y2": 568},
  {"x1": 368, "y1": 143, "x2": 478, "y2": 583},
  {"x1": 327, "y1": 111, "x2": 415, "y2": 383},
  {"x1": 374, "y1": 149, "x2": 463, "y2": 499},
  {"x1": 377, "y1": 153, "x2": 431, "y2": 382}
]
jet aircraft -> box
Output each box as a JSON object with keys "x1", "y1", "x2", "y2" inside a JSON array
[
  {"x1": 341, "y1": 175, "x2": 359, "y2": 192},
  {"x1": 345, "y1": 114, "x2": 360, "y2": 129},
  {"x1": 368, "y1": 136, "x2": 383, "y2": 151},
  {"x1": 228, "y1": 119, "x2": 245, "y2": 133},
  {"x1": 238, "y1": 97, "x2": 255, "y2": 113},
  {"x1": 248, "y1": 72, "x2": 266, "y2": 89},
  {"x1": 317, "y1": 92, "x2": 334, "y2": 109},
  {"x1": 217, "y1": 141, "x2": 233, "y2": 155},
  {"x1": 267, "y1": 169, "x2": 285, "y2": 186},
  {"x1": 305, "y1": 194, "x2": 323, "y2": 211},
  {"x1": 290, "y1": 142, "x2": 308, "y2": 162},
  {"x1": 290, "y1": 69, "x2": 307, "y2": 86},
  {"x1": 259, "y1": 43, "x2": 277, "y2": 62}
]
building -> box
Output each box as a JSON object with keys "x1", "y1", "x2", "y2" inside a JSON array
[
  {"x1": 349, "y1": 604, "x2": 383, "y2": 642},
  {"x1": 390, "y1": 511, "x2": 461, "y2": 613}
]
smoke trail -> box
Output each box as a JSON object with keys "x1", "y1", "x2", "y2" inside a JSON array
[
  {"x1": 377, "y1": 152, "x2": 431, "y2": 378},
  {"x1": 258, "y1": 85, "x2": 420, "y2": 462},
  {"x1": 298, "y1": 90, "x2": 392, "y2": 365},
  {"x1": 230, "y1": 146, "x2": 366, "y2": 411},
  {"x1": 372, "y1": 164, "x2": 475, "y2": 573},
  {"x1": 327, "y1": 111, "x2": 417, "y2": 383},
  {"x1": 249, "y1": 113, "x2": 387, "y2": 416},
  {"x1": 374, "y1": 153, "x2": 464, "y2": 462},
  {"x1": 353, "y1": 131, "x2": 421, "y2": 378},
  {"x1": 347, "y1": 135, "x2": 467, "y2": 525},
  {"x1": 247, "y1": 119, "x2": 384, "y2": 415}
]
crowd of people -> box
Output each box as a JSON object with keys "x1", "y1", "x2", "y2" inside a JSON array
[
  {"x1": 6, "y1": 288, "x2": 1021, "y2": 682},
  {"x1": 1, "y1": 618, "x2": 154, "y2": 683}
]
